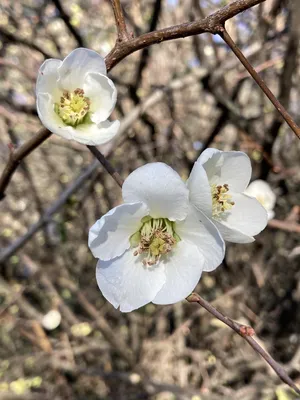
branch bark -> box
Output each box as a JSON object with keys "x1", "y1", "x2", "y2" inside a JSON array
[{"x1": 187, "y1": 292, "x2": 300, "y2": 395}]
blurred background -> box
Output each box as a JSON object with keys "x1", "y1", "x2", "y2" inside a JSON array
[{"x1": 0, "y1": 0, "x2": 300, "y2": 399}]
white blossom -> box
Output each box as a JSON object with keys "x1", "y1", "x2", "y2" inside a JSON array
[
  {"x1": 36, "y1": 48, "x2": 120, "y2": 145},
  {"x1": 188, "y1": 148, "x2": 268, "y2": 243},
  {"x1": 89, "y1": 163, "x2": 225, "y2": 312},
  {"x1": 245, "y1": 180, "x2": 276, "y2": 220}
]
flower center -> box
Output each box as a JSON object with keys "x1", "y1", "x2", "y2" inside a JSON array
[
  {"x1": 55, "y1": 88, "x2": 90, "y2": 126},
  {"x1": 211, "y1": 183, "x2": 235, "y2": 219},
  {"x1": 130, "y1": 216, "x2": 180, "y2": 266}
]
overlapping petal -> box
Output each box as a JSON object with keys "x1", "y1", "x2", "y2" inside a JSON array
[
  {"x1": 57, "y1": 48, "x2": 107, "y2": 91},
  {"x1": 187, "y1": 161, "x2": 212, "y2": 216},
  {"x1": 36, "y1": 59, "x2": 61, "y2": 99},
  {"x1": 217, "y1": 193, "x2": 268, "y2": 242},
  {"x1": 152, "y1": 241, "x2": 203, "y2": 304},
  {"x1": 83, "y1": 72, "x2": 117, "y2": 123},
  {"x1": 72, "y1": 120, "x2": 120, "y2": 145},
  {"x1": 122, "y1": 163, "x2": 189, "y2": 221},
  {"x1": 176, "y1": 206, "x2": 225, "y2": 272},
  {"x1": 198, "y1": 149, "x2": 252, "y2": 193},
  {"x1": 89, "y1": 202, "x2": 149, "y2": 261},
  {"x1": 96, "y1": 251, "x2": 166, "y2": 312}
]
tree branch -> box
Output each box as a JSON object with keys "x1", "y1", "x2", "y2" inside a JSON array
[
  {"x1": 110, "y1": 0, "x2": 130, "y2": 42},
  {"x1": 105, "y1": 0, "x2": 265, "y2": 70},
  {"x1": 0, "y1": 128, "x2": 51, "y2": 200},
  {"x1": 219, "y1": 27, "x2": 300, "y2": 139},
  {"x1": 187, "y1": 292, "x2": 300, "y2": 395}
]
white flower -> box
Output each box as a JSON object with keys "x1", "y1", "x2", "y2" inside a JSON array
[
  {"x1": 36, "y1": 48, "x2": 120, "y2": 145},
  {"x1": 187, "y1": 149, "x2": 268, "y2": 243},
  {"x1": 245, "y1": 180, "x2": 276, "y2": 220},
  {"x1": 89, "y1": 163, "x2": 225, "y2": 312}
]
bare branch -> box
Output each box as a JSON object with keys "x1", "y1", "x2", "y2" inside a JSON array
[
  {"x1": 105, "y1": 0, "x2": 265, "y2": 70},
  {"x1": 87, "y1": 146, "x2": 124, "y2": 187},
  {"x1": 110, "y1": 0, "x2": 130, "y2": 42},
  {"x1": 0, "y1": 128, "x2": 51, "y2": 200},
  {"x1": 219, "y1": 27, "x2": 300, "y2": 139},
  {"x1": 187, "y1": 292, "x2": 300, "y2": 395}
]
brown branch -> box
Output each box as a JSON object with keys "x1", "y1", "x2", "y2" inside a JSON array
[
  {"x1": 187, "y1": 292, "x2": 300, "y2": 395},
  {"x1": 0, "y1": 0, "x2": 266, "y2": 200},
  {"x1": 219, "y1": 27, "x2": 300, "y2": 140},
  {"x1": 87, "y1": 146, "x2": 124, "y2": 187},
  {"x1": 0, "y1": 128, "x2": 51, "y2": 200},
  {"x1": 105, "y1": 0, "x2": 265, "y2": 70},
  {"x1": 110, "y1": 0, "x2": 130, "y2": 42}
]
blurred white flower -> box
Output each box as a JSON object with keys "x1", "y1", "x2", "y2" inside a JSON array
[
  {"x1": 245, "y1": 180, "x2": 276, "y2": 220},
  {"x1": 42, "y1": 309, "x2": 61, "y2": 330},
  {"x1": 187, "y1": 149, "x2": 268, "y2": 243},
  {"x1": 89, "y1": 163, "x2": 225, "y2": 312},
  {"x1": 36, "y1": 48, "x2": 120, "y2": 145}
]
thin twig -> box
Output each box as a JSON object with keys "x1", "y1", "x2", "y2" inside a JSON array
[
  {"x1": 110, "y1": 0, "x2": 130, "y2": 42},
  {"x1": 0, "y1": 128, "x2": 51, "y2": 200},
  {"x1": 219, "y1": 27, "x2": 300, "y2": 139},
  {"x1": 87, "y1": 146, "x2": 124, "y2": 187},
  {"x1": 52, "y1": 0, "x2": 86, "y2": 47},
  {"x1": 187, "y1": 292, "x2": 300, "y2": 395}
]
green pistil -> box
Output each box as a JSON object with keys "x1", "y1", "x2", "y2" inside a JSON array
[
  {"x1": 55, "y1": 88, "x2": 91, "y2": 127},
  {"x1": 130, "y1": 217, "x2": 180, "y2": 266}
]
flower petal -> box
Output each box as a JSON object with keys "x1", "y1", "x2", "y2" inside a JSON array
[
  {"x1": 122, "y1": 163, "x2": 189, "y2": 221},
  {"x1": 57, "y1": 48, "x2": 106, "y2": 91},
  {"x1": 36, "y1": 59, "x2": 61, "y2": 100},
  {"x1": 198, "y1": 149, "x2": 252, "y2": 193},
  {"x1": 245, "y1": 180, "x2": 276, "y2": 212},
  {"x1": 37, "y1": 93, "x2": 73, "y2": 139},
  {"x1": 176, "y1": 206, "x2": 225, "y2": 272},
  {"x1": 217, "y1": 193, "x2": 268, "y2": 242},
  {"x1": 83, "y1": 72, "x2": 117, "y2": 123},
  {"x1": 72, "y1": 119, "x2": 120, "y2": 145},
  {"x1": 213, "y1": 220, "x2": 255, "y2": 243},
  {"x1": 89, "y1": 202, "x2": 149, "y2": 261},
  {"x1": 152, "y1": 241, "x2": 203, "y2": 305},
  {"x1": 187, "y1": 161, "x2": 212, "y2": 217},
  {"x1": 96, "y1": 251, "x2": 166, "y2": 312}
]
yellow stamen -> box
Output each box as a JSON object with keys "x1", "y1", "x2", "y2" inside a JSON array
[
  {"x1": 130, "y1": 217, "x2": 180, "y2": 266},
  {"x1": 211, "y1": 183, "x2": 235, "y2": 219},
  {"x1": 55, "y1": 88, "x2": 90, "y2": 126}
]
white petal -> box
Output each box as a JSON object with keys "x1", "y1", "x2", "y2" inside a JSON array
[
  {"x1": 57, "y1": 48, "x2": 106, "y2": 91},
  {"x1": 96, "y1": 251, "x2": 166, "y2": 312},
  {"x1": 71, "y1": 120, "x2": 120, "y2": 145},
  {"x1": 152, "y1": 241, "x2": 203, "y2": 305},
  {"x1": 187, "y1": 161, "x2": 212, "y2": 217},
  {"x1": 37, "y1": 93, "x2": 73, "y2": 139},
  {"x1": 36, "y1": 59, "x2": 61, "y2": 100},
  {"x1": 122, "y1": 163, "x2": 189, "y2": 221},
  {"x1": 198, "y1": 149, "x2": 252, "y2": 193},
  {"x1": 214, "y1": 220, "x2": 255, "y2": 243},
  {"x1": 83, "y1": 72, "x2": 117, "y2": 123},
  {"x1": 245, "y1": 180, "x2": 276, "y2": 212},
  {"x1": 176, "y1": 206, "x2": 225, "y2": 272},
  {"x1": 217, "y1": 193, "x2": 268, "y2": 242},
  {"x1": 89, "y1": 202, "x2": 149, "y2": 261}
]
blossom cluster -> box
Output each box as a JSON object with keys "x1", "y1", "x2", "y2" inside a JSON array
[
  {"x1": 89, "y1": 151, "x2": 269, "y2": 312},
  {"x1": 36, "y1": 48, "x2": 272, "y2": 313}
]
